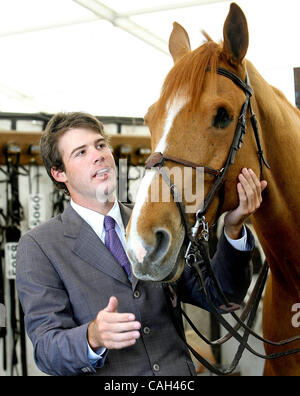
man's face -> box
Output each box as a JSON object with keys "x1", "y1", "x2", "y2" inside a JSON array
[{"x1": 52, "y1": 127, "x2": 117, "y2": 206}]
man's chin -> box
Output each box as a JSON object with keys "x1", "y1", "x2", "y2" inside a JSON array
[{"x1": 96, "y1": 185, "x2": 116, "y2": 204}]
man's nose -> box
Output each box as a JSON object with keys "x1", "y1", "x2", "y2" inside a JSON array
[{"x1": 92, "y1": 148, "x2": 104, "y2": 163}]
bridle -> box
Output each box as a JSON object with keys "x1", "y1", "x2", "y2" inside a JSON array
[
  {"x1": 145, "y1": 67, "x2": 270, "y2": 244},
  {"x1": 145, "y1": 67, "x2": 300, "y2": 375}
]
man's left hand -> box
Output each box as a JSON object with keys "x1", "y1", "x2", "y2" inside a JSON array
[{"x1": 224, "y1": 168, "x2": 267, "y2": 239}]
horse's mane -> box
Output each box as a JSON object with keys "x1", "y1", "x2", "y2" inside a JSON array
[{"x1": 154, "y1": 40, "x2": 223, "y2": 121}]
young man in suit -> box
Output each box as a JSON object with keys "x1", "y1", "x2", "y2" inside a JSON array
[{"x1": 16, "y1": 112, "x2": 266, "y2": 376}]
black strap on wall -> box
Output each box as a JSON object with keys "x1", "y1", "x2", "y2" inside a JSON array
[{"x1": 52, "y1": 189, "x2": 69, "y2": 216}]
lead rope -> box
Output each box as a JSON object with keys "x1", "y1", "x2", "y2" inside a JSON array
[
  {"x1": 197, "y1": 240, "x2": 300, "y2": 349},
  {"x1": 165, "y1": 253, "x2": 267, "y2": 376},
  {"x1": 190, "y1": 247, "x2": 300, "y2": 359}
]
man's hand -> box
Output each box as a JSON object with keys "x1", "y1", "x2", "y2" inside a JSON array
[
  {"x1": 224, "y1": 168, "x2": 267, "y2": 239},
  {"x1": 87, "y1": 296, "x2": 141, "y2": 351}
]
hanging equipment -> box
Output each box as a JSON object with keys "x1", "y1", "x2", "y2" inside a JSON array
[
  {"x1": 3, "y1": 144, "x2": 27, "y2": 376},
  {"x1": 28, "y1": 144, "x2": 46, "y2": 229},
  {"x1": 0, "y1": 167, "x2": 7, "y2": 372}
]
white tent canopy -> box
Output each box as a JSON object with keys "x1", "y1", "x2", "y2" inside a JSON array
[{"x1": 0, "y1": 0, "x2": 298, "y2": 117}]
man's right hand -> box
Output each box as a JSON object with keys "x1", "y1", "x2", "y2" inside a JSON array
[{"x1": 87, "y1": 296, "x2": 141, "y2": 351}]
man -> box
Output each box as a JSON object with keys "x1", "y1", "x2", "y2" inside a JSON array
[{"x1": 16, "y1": 112, "x2": 267, "y2": 376}]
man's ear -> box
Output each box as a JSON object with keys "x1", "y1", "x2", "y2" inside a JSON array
[{"x1": 51, "y1": 167, "x2": 67, "y2": 183}]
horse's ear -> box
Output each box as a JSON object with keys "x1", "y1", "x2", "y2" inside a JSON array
[
  {"x1": 169, "y1": 22, "x2": 191, "y2": 63},
  {"x1": 223, "y1": 3, "x2": 249, "y2": 64}
]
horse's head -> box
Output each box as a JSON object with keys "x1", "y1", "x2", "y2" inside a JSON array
[{"x1": 127, "y1": 3, "x2": 262, "y2": 282}]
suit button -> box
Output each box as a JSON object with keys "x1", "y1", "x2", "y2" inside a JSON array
[
  {"x1": 143, "y1": 326, "x2": 150, "y2": 335},
  {"x1": 133, "y1": 290, "x2": 140, "y2": 298},
  {"x1": 153, "y1": 364, "x2": 160, "y2": 372}
]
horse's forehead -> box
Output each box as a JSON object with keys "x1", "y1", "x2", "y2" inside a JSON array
[{"x1": 148, "y1": 93, "x2": 188, "y2": 152}]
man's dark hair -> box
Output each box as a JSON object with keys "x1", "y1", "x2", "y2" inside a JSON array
[{"x1": 40, "y1": 112, "x2": 110, "y2": 193}]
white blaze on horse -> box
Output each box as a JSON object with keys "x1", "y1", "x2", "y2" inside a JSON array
[{"x1": 126, "y1": 3, "x2": 300, "y2": 376}]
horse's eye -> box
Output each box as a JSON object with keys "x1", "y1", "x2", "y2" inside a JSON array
[{"x1": 212, "y1": 107, "x2": 233, "y2": 129}]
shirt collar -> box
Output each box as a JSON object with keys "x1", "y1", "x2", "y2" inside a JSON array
[{"x1": 70, "y1": 199, "x2": 125, "y2": 239}]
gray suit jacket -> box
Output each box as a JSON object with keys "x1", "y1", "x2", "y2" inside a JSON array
[{"x1": 16, "y1": 203, "x2": 254, "y2": 376}]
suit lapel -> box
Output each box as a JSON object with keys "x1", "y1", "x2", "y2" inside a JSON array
[{"x1": 62, "y1": 203, "x2": 130, "y2": 286}]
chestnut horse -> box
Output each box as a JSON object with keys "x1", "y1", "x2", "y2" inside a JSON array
[{"x1": 126, "y1": 3, "x2": 300, "y2": 376}]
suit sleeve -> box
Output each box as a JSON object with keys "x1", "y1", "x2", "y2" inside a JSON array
[
  {"x1": 177, "y1": 226, "x2": 254, "y2": 311},
  {"x1": 16, "y1": 233, "x2": 96, "y2": 376}
]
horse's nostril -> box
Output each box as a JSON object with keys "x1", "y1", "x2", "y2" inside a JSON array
[{"x1": 151, "y1": 229, "x2": 170, "y2": 263}]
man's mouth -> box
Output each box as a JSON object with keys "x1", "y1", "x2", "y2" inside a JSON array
[{"x1": 93, "y1": 168, "x2": 110, "y2": 179}]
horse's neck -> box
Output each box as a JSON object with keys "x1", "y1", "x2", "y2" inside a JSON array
[{"x1": 248, "y1": 62, "x2": 300, "y2": 285}]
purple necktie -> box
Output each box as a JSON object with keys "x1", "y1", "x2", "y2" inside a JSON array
[{"x1": 104, "y1": 216, "x2": 132, "y2": 281}]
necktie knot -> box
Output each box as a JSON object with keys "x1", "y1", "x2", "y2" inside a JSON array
[{"x1": 104, "y1": 215, "x2": 116, "y2": 231}]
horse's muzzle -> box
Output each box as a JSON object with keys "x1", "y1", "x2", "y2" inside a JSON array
[{"x1": 127, "y1": 227, "x2": 184, "y2": 282}]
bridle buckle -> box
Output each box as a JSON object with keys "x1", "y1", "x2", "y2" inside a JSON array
[{"x1": 196, "y1": 212, "x2": 209, "y2": 242}]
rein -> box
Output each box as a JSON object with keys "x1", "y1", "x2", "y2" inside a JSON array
[{"x1": 146, "y1": 67, "x2": 300, "y2": 374}]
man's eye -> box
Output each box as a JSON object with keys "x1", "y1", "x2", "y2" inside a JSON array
[
  {"x1": 97, "y1": 143, "x2": 106, "y2": 149},
  {"x1": 76, "y1": 150, "x2": 85, "y2": 157}
]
